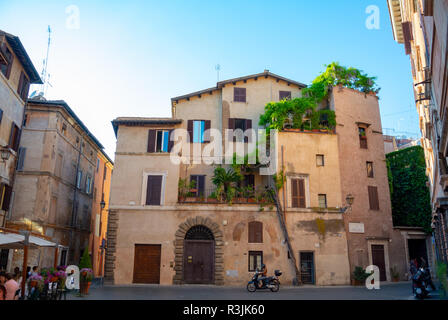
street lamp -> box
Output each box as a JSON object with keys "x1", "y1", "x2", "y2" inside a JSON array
[
  {"x1": 1, "y1": 149, "x2": 10, "y2": 161},
  {"x1": 340, "y1": 194, "x2": 354, "y2": 213}
]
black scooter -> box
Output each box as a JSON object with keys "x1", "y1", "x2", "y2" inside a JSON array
[
  {"x1": 412, "y1": 266, "x2": 436, "y2": 299},
  {"x1": 247, "y1": 269, "x2": 282, "y2": 292}
]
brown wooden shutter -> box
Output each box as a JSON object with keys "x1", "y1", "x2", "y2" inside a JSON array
[
  {"x1": 291, "y1": 179, "x2": 299, "y2": 208},
  {"x1": 147, "y1": 130, "x2": 156, "y2": 153},
  {"x1": 298, "y1": 179, "x2": 306, "y2": 208},
  {"x1": 17, "y1": 72, "x2": 24, "y2": 97},
  {"x1": 1, "y1": 185, "x2": 12, "y2": 211},
  {"x1": 203, "y1": 120, "x2": 211, "y2": 143},
  {"x1": 248, "y1": 222, "x2": 254, "y2": 243},
  {"x1": 146, "y1": 175, "x2": 163, "y2": 205},
  {"x1": 245, "y1": 119, "x2": 252, "y2": 143},
  {"x1": 8, "y1": 123, "x2": 19, "y2": 152},
  {"x1": 402, "y1": 22, "x2": 413, "y2": 55},
  {"x1": 234, "y1": 88, "x2": 246, "y2": 102},
  {"x1": 228, "y1": 118, "x2": 235, "y2": 141},
  {"x1": 168, "y1": 129, "x2": 174, "y2": 152},
  {"x1": 368, "y1": 186, "x2": 379, "y2": 210},
  {"x1": 22, "y1": 76, "x2": 30, "y2": 101},
  {"x1": 5, "y1": 52, "x2": 13, "y2": 79},
  {"x1": 248, "y1": 221, "x2": 263, "y2": 243},
  {"x1": 187, "y1": 120, "x2": 194, "y2": 143}
]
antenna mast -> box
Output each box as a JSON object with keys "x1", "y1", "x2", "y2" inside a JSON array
[
  {"x1": 41, "y1": 25, "x2": 52, "y2": 96},
  {"x1": 215, "y1": 64, "x2": 221, "y2": 82}
]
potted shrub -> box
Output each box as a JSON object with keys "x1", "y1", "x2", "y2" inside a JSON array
[
  {"x1": 29, "y1": 274, "x2": 43, "y2": 289},
  {"x1": 79, "y1": 249, "x2": 93, "y2": 295},
  {"x1": 352, "y1": 266, "x2": 370, "y2": 286},
  {"x1": 390, "y1": 266, "x2": 400, "y2": 282}
]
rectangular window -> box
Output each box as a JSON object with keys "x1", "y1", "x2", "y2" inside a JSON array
[
  {"x1": 103, "y1": 163, "x2": 107, "y2": 181},
  {"x1": 0, "y1": 184, "x2": 12, "y2": 211},
  {"x1": 96, "y1": 158, "x2": 100, "y2": 172},
  {"x1": 0, "y1": 109, "x2": 3, "y2": 124},
  {"x1": 368, "y1": 186, "x2": 380, "y2": 210},
  {"x1": 248, "y1": 221, "x2": 263, "y2": 243},
  {"x1": 76, "y1": 171, "x2": 83, "y2": 189},
  {"x1": 248, "y1": 251, "x2": 263, "y2": 272},
  {"x1": 190, "y1": 175, "x2": 205, "y2": 197},
  {"x1": 316, "y1": 155, "x2": 325, "y2": 167},
  {"x1": 17, "y1": 71, "x2": 30, "y2": 101},
  {"x1": 318, "y1": 194, "x2": 327, "y2": 208},
  {"x1": 229, "y1": 118, "x2": 252, "y2": 142},
  {"x1": 359, "y1": 127, "x2": 368, "y2": 149},
  {"x1": 279, "y1": 91, "x2": 291, "y2": 100},
  {"x1": 146, "y1": 175, "x2": 163, "y2": 206},
  {"x1": 291, "y1": 178, "x2": 306, "y2": 208},
  {"x1": 16, "y1": 147, "x2": 26, "y2": 171},
  {"x1": 234, "y1": 87, "x2": 246, "y2": 102},
  {"x1": 367, "y1": 162, "x2": 374, "y2": 178},
  {"x1": 85, "y1": 176, "x2": 92, "y2": 194},
  {"x1": 148, "y1": 129, "x2": 173, "y2": 153},
  {"x1": 193, "y1": 120, "x2": 205, "y2": 143},
  {"x1": 242, "y1": 174, "x2": 255, "y2": 188},
  {"x1": 8, "y1": 123, "x2": 20, "y2": 152},
  {"x1": 0, "y1": 44, "x2": 13, "y2": 79}
]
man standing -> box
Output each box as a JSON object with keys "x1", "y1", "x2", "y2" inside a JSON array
[{"x1": 4, "y1": 273, "x2": 19, "y2": 300}]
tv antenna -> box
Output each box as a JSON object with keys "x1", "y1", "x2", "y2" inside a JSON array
[
  {"x1": 215, "y1": 64, "x2": 221, "y2": 82},
  {"x1": 40, "y1": 25, "x2": 52, "y2": 97}
]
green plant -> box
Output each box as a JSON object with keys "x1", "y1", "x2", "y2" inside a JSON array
[
  {"x1": 79, "y1": 248, "x2": 93, "y2": 270},
  {"x1": 212, "y1": 166, "x2": 242, "y2": 204},
  {"x1": 353, "y1": 266, "x2": 370, "y2": 282},
  {"x1": 436, "y1": 262, "x2": 447, "y2": 298},
  {"x1": 273, "y1": 171, "x2": 286, "y2": 191},
  {"x1": 390, "y1": 265, "x2": 399, "y2": 279}
]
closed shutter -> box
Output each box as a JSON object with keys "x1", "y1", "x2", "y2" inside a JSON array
[
  {"x1": 168, "y1": 129, "x2": 174, "y2": 152},
  {"x1": 8, "y1": 124, "x2": 20, "y2": 152},
  {"x1": 16, "y1": 147, "x2": 26, "y2": 170},
  {"x1": 187, "y1": 120, "x2": 194, "y2": 143},
  {"x1": 17, "y1": 72, "x2": 24, "y2": 97},
  {"x1": 234, "y1": 88, "x2": 246, "y2": 102},
  {"x1": 298, "y1": 179, "x2": 306, "y2": 208},
  {"x1": 147, "y1": 130, "x2": 156, "y2": 153},
  {"x1": 368, "y1": 186, "x2": 379, "y2": 210},
  {"x1": 1, "y1": 185, "x2": 12, "y2": 211},
  {"x1": 292, "y1": 179, "x2": 306, "y2": 208},
  {"x1": 0, "y1": 109, "x2": 3, "y2": 124},
  {"x1": 203, "y1": 120, "x2": 211, "y2": 143},
  {"x1": 402, "y1": 22, "x2": 413, "y2": 55},
  {"x1": 248, "y1": 221, "x2": 262, "y2": 243},
  {"x1": 146, "y1": 175, "x2": 163, "y2": 205},
  {"x1": 245, "y1": 119, "x2": 252, "y2": 142},
  {"x1": 198, "y1": 175, "x2": 205, "y2": 196},
  {"x1": 228, "y1": 118, "x2": 235, "y2": 141}
]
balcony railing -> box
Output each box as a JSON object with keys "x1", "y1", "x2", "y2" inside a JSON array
[{"x1": 178, "y1": 186, "x2": 275, "y2": 205}]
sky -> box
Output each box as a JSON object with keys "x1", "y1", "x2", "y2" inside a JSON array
[{"x1": 0, "y1": 0, "x2": 420, "y2": 159}]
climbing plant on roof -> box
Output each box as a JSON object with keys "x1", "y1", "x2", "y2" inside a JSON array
[{"x1": 259, "y1": 62, "x2": 380, "y2": 131}]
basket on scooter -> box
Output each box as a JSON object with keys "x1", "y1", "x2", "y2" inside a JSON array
[{"x1": 274, "y1": 270, "x2": 282, "y2": 276}]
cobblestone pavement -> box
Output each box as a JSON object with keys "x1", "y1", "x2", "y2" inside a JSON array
[{"x1": 67, "y1": 281, "x2": 444, "y2": 300}]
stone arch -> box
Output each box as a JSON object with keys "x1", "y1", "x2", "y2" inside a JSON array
[{"x1": 173, "y1": 216, "x2": 224, "y2": 285}]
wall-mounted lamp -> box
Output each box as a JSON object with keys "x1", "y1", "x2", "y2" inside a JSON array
[{"x1": 1, "y1": 149, "x2": 10, "y2": 161}]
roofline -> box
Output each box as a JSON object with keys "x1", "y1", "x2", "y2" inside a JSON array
[
  {"x1": 0, "y1": 30, "x2": 42, "y2": 84},
  {"x1": 111, "y1": 118, "x2": 183, "y2": 137},
  {"x1": 27, "y1": 99, "x2": 109, "y2": 155},
  {"x1": 171, "y1": 70, "x2": 307, "y2": 102}
]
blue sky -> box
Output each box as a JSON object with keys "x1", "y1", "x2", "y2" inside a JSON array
[{"x1": 0, "y1": 0, "x2": 419, "y2": 158}]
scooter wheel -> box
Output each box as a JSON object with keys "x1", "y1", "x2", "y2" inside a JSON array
[
  {"x1": 270, "y1": 280, "x2": 280, "y2": 292},
  {"x1": 247, "y1": 283, "x2": 257, "y2": 292}
]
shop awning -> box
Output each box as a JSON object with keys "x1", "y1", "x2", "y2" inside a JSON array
[{"x1": 0, "y1": 232, "x2": 56, "y2": 249}]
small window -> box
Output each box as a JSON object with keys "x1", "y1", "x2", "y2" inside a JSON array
[
  {"x1": 155, "y1": 130, "x2": 170, "y2": 152},
  {"x1": 316, "y1": 155, "x2": 325, "y2": 167},
  {"x1": 0, "y1": 44, "x2": 13, "y2": 79},
  {"x1": 0, "y1": 109, "x2": 3, "y2": 124},
  {"x1": 367, "y1": 162, "x2": 374, "y2": 178},
  {"x1": 190, "y1": 175, "x2": 205, "y2": 197},
  {"x1": 62, "y1": 123, "x2": 67, "y2": 135},
  {"x1": 291, "y1": 178, "x2": 306, "y2": 208},
  {"x1": 318, "y1": 194, "x2": 327, "y2": 208},
  {"x1": 248, "y1": 251, "x2": 263, "y2": 272},
  {"x1": 368, "y1": 186, "x2": 379, "y2": 210},
  {"x1": 16, "y1": 147, "x2": 26, "y2": 171},
  {"x1": 359, "y1": 127, "x2": 367, "y2": 149},
  {"x1": 85, "y1": 176, "x2": 92, "y2": 194},
  {"x1": 96, "y1": 158, "x2": 100, "y2": 172},
  {"x1": 234, "y1": 87, "x2": 246, "y2": 102},
  {"x1": 193, "y1": 120, "x2": 205, "y2": 143},
  {"x1": 146, "y1": 175, "x2": 163, "y2": 206},
  {"x1": 17, "y1": 71, "x2": 30, "y2": 101},
  {"x1": 248, "y1": 221, "x2": 263, "y2": 243},
  {"x1": 279, "y1": 91, "x2": 291, "y2": 100},
  {"x1": 8, "y1": 123, "x2": 20, "y2": 152},
  {"x1": 76, "y1": 171, "x2": 83, "y2": 189}
]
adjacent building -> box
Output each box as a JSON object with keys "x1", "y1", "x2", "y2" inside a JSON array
[
  {"x1": 0, "y1": 30, "x2": 42, "y2": 271},
  {"x1": 388, "y1": 0, "x2": 448, "y2": 263},
  {"x1": 106, "y1": 70, "x2": 408, "y2": 286},
  {"x1": 4, "y1": 98, "x2": 113, "y2": 271}
]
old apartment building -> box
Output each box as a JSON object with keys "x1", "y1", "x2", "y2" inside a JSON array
[
  {"x1": 388, "y1": 0, "x2": 448, "y2": 263},
  {"x1": 4, "y1": 98, "x2": 113, "y2": 270},
  {"x1": 0, "y1": 30, "x2": 42, "y2": 271},
  {"x1": 106, "y1": 70, "x2": 409, "y2": 286}
]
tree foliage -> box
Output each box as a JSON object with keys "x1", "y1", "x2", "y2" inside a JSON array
[
  {"x1": 386, "y1": 146, "x2": 432, "y2": 233},
  {"x1": 79, "y1": 248, "x2": 93, "y2": 270},
  {"x1": 259, "y1": 62, "x2": 379, "y2": 131}
]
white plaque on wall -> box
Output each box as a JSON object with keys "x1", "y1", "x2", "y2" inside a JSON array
[{"x1": 349, "y1": 223, "x2": 365, "y2": 233}]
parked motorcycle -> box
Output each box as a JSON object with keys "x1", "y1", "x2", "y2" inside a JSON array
[
  {"x1": 247, "y1": 269, "x2": 282, "y2": 292},
  {"x1": 412, "y1": 265, "x2": 436, "y2": 299}
]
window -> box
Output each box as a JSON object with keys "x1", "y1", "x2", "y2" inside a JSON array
[
  {"x1": 16, "y1": 147, "x2": 26, "y2": 171},
  {"x1": 367, "y1": 162, "x2": 374, "y2": 178},
  {"x1": 316, "y1": 155, "x2": 325, "y2": 167},
  {"x1": 187, "y1": 120, "x2": 211, "y2": 143},
  {"x1": 8, "y1": 123, "x2": 20, "y2": 152},
  {"x1": 359, "y1": 127, "x2": 367, "y2": 149},
  {"x1": 318, "y1": 194, "x2": 327, "y2": 208},
  {"x1": 228, "y1": 118, "x2": 252, "y2": 142},
  {"x1": 279, "y1": 91, "x2": 291, "y2": 100},
  {"x1": 368, "y1": 186, "x2": 379, "y2": 210},
  {"x1": 248, "y1": 251, "x2": 263, "y2": 272},
  {"x1": 190, "y1": 175, "x2": 205, "y2": 197},
  {"x1": 0, "y1": 43, "x2": 13, "y2": 79},
  {"x1": 248, "y1": 221, "x2": 263, "y2": 243},
  {"x1": 85, "y1": 176, "x2": 92, "y2": 194},
  {"x1": 147, "y1": 129, "x2": 174, "y2": 153},
  {"x1": 96, "y1": 158, "x2": 100, "y2": 172},
  {"x1": 103, "y1": 163, "x2": 107, "y2": 181},
  {"x1": 291, "y1": 178, "x2": 306, "y2": 208},
  {"x1": 146, "y1": 175, "x2": 163, "y2": 205},
  {"x1": 234, "y1": 87, "x2": 246, "y2": 102},
  {"x1": 240, "y1": 174, "x2": 255, "y2": 188},
  {"x1": 0, "y1": 184, "x2": 13, "y2": 211},
  {"x1": 0, "y1": 109, "x2": 3, "y2": 124},
  {"x1": 17, "y1": 71, "x2": 30, "y2": 101},
  {"x1": 76, "y1": 171, "x2": 83, "y2": 189},
  {"x1": 61, "y1": 123, "x2": 67, "y2": 135}
]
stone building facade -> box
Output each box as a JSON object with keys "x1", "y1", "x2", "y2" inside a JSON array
[
  {"x1": 388, "y1": 0, "x2": 448, "y2": 264},
  {"x1": 106, "y1": 71, "x2": 409, "y2": 286}
]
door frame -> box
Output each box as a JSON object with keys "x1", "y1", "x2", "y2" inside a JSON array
[
  {"x1": 367, "y1": 240, "x2": 390, "y2": 282},
  {"x1": 183, "y1": 239, "x2": 215, "y2": 284},
  {"x1": 299, "y1": 251, "x2": 316, "y2": 285}
]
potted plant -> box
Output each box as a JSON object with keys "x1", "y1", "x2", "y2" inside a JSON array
[
  {"x1": 390, "y1": 266, "x2": 400, "y2": 282},
  {"x1": 29, "y1": 274, "x2": 43, "y2": 288},
  {"x1": 207, "y1": 192, "x2": 219, "y2": 203},
  {"x1": 352, "y1": 266, "x2": 370, "y2": 286},
  {"x1": 79, "y1": 249, "x2": 93, "y2": 295}
]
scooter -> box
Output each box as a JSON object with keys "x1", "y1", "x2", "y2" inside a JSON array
[
  {"x1": 247, "y1": 269, "x2": 282, "y2": 292},
  {"x1": 412, "y1": 266, "x2": 436, "y2": 299}
]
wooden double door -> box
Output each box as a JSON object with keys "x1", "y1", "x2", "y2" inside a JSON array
[
  {"x1": 133, "y1": 244, "x2": 161, "y2": 284},
  {"x1": 371, "y1": 245, "x2": 387, "y2": 281},
  {"x1": 183, "y1": 240, "x2": 215, "y2": 284}
]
